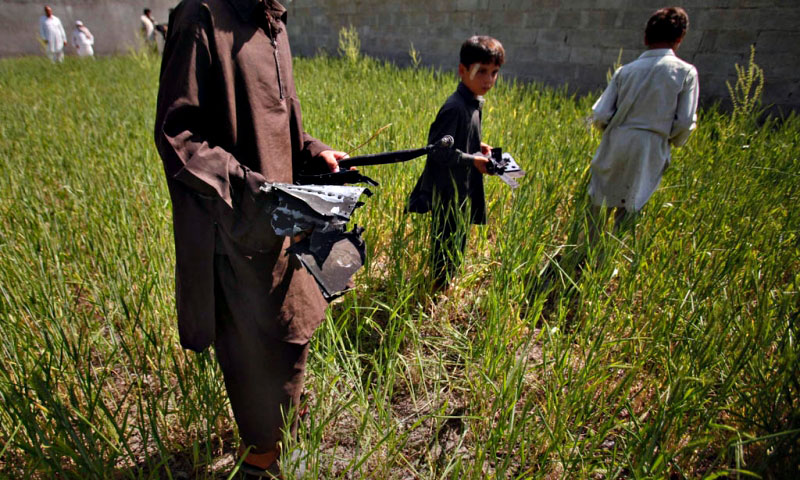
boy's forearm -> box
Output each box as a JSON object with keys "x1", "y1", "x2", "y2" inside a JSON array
[
  {"x1": 429, "y1": 148, "x2": 464, "y2": 168},
  {"x1": 447, "y1": 150, "x2": 489, "y2": 172}
]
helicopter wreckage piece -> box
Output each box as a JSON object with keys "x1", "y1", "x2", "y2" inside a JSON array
[
  {"x1": 261, "y1": 135, "x2": 525, "y2": 301},
  {"x1": 260, "y1": 182, "x2": 371, "y2": 301}
]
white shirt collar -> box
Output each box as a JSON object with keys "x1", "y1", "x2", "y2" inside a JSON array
[{"x1": 639, "y1": 48, "x2": 675, "y2": 59}]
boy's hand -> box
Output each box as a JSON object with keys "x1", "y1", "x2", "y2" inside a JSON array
[
  {"x1": 480, "y1": 142, "x2": 492, "y2": 156},
  {"x1": 473, "y1": 155, "x2": 490, "y2": 175},
  {"x1": 318, "y1": 150, "x2": 349, "y2": 172}
]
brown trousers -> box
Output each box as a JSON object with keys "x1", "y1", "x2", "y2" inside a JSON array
[{"x1": 213, "y1": 253, "x2": 310, "y2": 453}]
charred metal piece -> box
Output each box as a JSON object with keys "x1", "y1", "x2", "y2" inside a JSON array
[
  {"x1": 287, "y1": 227, "x2": 366, "y2": 301},
  {"x1": 486, "y1": 148, "x2": 525, "y2": 189},
  {"x1": 260, "y1": 182, "x2": 371, "y2": 301},
  {"x1": 455, "y1": 147, "x2": 526, "y2": 189},
  {"x1": 261, "y1": 136, "x2": 521, "y2": 301},
  {"x1": 261, "y1": 183, "x2": 371, "y2": 237}
]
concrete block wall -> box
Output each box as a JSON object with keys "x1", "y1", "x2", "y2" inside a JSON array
[
  {"x1": 1, "y1": 1, "x2": 797, "y2": 110},
  {"x1": 0, "y1": 0, "x2": 175, "y2": 57},
  {"x1": 284, "y1": 0, "x2": 800, "y2": 111}
]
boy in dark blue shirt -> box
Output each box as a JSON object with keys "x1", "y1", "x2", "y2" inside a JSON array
[{"x1": 407, "y1": 35, "x2": 505, "y2": 291}]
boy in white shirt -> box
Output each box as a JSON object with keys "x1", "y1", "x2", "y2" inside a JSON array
[{"x1": 588, "y1": 7, "x2": 699, "y2": 237}]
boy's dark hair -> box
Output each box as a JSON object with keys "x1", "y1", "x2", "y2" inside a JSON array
[
  {"x1": 460, "y1": 36, "x2": 505, "y2": 67},
  {"x1": 144, "y1": 8, "x2": 151, "y2": 15},
  {"x1": 645, "y1": 7, "x2": 689, "y2": 45}
]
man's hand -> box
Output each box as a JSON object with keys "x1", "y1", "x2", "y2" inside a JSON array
[
  {"x1": 480, "y1": 142, "x2": 492, "y2": 156},
  {"x1": 243, "y1": 167, "x2": 267, "y2": 197},
  {"x1": 473, "y1": 155, "x2": 490, "y2": 175},
  {"x1": 318, "y1": 150, "x2": 349, "y2": 172}
]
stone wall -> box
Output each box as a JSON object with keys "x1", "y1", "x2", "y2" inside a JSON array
[
  {"x1": 0, "y1": 0, "x2": 175, "y2": 57},
  {"x1": 285, "y1": 0, "x2": 800, "y2": 111},
  {"x1": 2, "y1": 0, "x2": 797, "y2": 110}
]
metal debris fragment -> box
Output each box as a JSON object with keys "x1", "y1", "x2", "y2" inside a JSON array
[
  {"x1": 261, "y1": 136, "x2": 523, "y2": 301},
  {"x1": 287, "y1": 227, "x2": 366, "y2": 301},
  {"x1": 261, "y1": 183, "x2": 371, "y2": 237},
  {"x1": 260, "y1": 182, "x2": 370, "y2": 301}
]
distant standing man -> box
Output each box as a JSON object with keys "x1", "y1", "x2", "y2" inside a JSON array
[
  {"x1": 71, "y1": 20, "x2": 95, "y2": 57},
  {"x1": 39, "y1": 5, "x2": 67, "y2": 62},
  {"x1": 154, "y1": 0, "x2": 347, "y2": 477},
  {"x1": 140, "y1": 8, "x2": 157, "y2": 51}
]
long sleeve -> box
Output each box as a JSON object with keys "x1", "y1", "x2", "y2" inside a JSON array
[
  {"x1": 669, "y1": 67, "x2": 699, "y2": 147},
  {"x1": 39, "y1": 18, "x2": 46, "y2": 41},
  {"x1": 301, "y1": 131, "x2": 329, "y2": 160},
  {"x1": 58, "y1": 20, "x2": 66, "y2": 44},
  {"x1": 591, "y1": 69, "x2": 619, "y2": 131},
  {"x1": 154, "y1": 10, "x2": 244, "y2": 208},
  {"x1": 288, "y1": 99, "x2": 332, "y2": 176}
]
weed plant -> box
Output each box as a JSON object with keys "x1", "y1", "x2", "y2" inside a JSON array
[{"x1": 0, "y1": 52, "x2": 798, "y2": 479}]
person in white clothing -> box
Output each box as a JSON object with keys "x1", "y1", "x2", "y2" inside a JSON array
[
  {"x1": 71, "y1": 20, "x2": 94, "y2": 57},
  {"x1": 140, "y1": 8, "x2": 157, "y2": 52},
  {"x1": 588, "y1": 6, "x2": 699, "y2": 236},
  {"x1": 39, "y1": 5, "x2": 67, "y2": 63}
]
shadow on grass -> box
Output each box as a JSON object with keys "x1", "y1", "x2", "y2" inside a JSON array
[{"x1": 112, "y1": 429, "x2": 238, "y2": 480}]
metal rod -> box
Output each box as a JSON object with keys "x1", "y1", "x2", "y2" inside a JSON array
[{"x1": 337, "y1": 135, "x2": 453, "y2": 169}]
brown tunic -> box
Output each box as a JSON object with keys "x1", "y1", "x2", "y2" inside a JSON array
[{"x1": 154, "y1": 0, "x2": 329, "y2": 353}]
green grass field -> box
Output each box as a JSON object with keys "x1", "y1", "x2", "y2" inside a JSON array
[{"x1": 0, "y1": 51, "x2": 798, "y2": 479}]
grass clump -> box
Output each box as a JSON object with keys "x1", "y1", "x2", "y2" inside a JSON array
[
  {"x1": 0, "y1": 52, "x2": 798, "y2": 479},
  {"x1": 726, "y1": 45, "x2": 765, "y2": 125},
  {"x1": 338, "y1": 25, "x2": 361, "y2": 63}
]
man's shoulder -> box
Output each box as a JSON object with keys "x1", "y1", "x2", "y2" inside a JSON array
[
  {"x1": 171, "y1": 0, "x2": 234, "y2": 22},
  {"x1": 174, "y1": 0, "x2": 231, "y2": 13}
]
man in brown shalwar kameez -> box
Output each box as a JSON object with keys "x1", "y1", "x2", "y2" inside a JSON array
[{"x1": 153, "y1": 0, "x2": 346, "y2": 476}]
